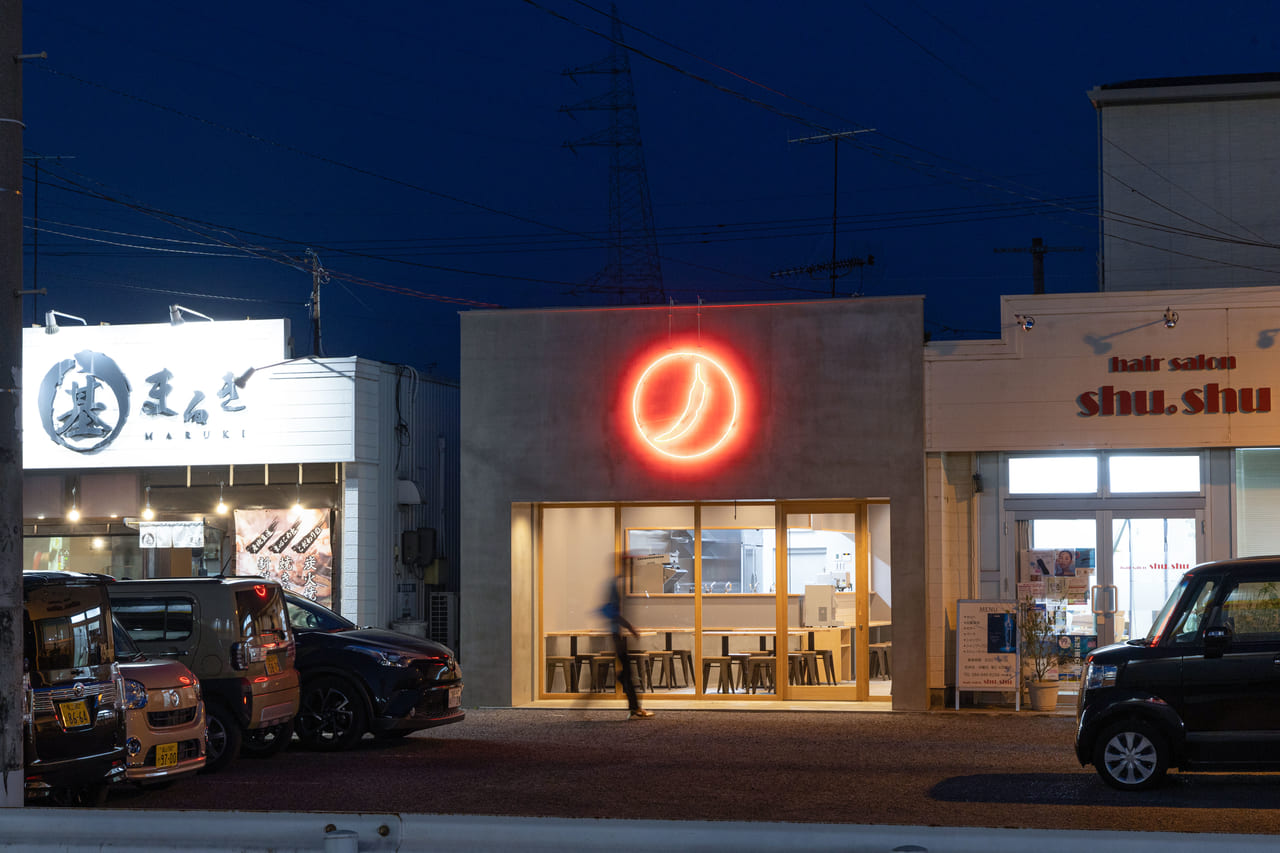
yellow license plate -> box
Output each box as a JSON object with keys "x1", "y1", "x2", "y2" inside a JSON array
[
  {"x1": 265, "y1": 655, "x2": 281, "y2": 675},
  {"x1": 155, "y1": 742, "x2": 178, "y2": 768},
  {"x1": 59, "y1": 699, "x2": 91, "y2": 728}
]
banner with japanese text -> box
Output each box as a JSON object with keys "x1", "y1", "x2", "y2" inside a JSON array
[{"x1": 235, "y1": 508, "x2": 333, "y2": 607}]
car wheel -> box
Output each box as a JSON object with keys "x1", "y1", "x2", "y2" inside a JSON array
[
  {"x1": 241, "y1": 721, "x2": 294, "y2": 758},
  {"x1": 295, "y1": 676, "x2": 368, "y2": 751},
  {"x1": 202, "y1": 702, "x2": 243, "y2": 773},
  {"x1": 1093, "y1": 719, "x2": 1169, "y2": 791}
]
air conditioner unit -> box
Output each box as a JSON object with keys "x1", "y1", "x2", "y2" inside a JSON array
[{"x1": 427, "y1": 592, "x2": 457, "y2": 651}]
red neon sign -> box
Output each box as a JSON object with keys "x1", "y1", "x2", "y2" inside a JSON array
[{"x1": 631, "y1": 350, "x2": 740, "y2": 460}]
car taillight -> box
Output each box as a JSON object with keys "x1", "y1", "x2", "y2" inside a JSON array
[
  {"x1": 230, "y1": 641, "x2": 248, "y2": 671},
  {"x1": 112, "y1": 662, "x2": 125, "y2": 710}
]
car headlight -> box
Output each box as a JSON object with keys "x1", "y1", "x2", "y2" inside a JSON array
[
  {"x1": 1085, "y1": 662, "x2": 1118, "y2": 689},
  {"x1": 352, "y1": 646, "x2": 414, "y2": 667},
  {"x1": 123, "y1": 679, "x2": 148, "y2": 710}
]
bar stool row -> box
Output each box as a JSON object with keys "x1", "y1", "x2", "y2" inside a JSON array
[{"x1": 546, "y1": 648, "x2": 838, "y2": 694}]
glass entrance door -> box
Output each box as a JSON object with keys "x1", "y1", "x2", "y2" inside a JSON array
[
  {"x1": 1110, "y1": 515, "x2": 1199, "y2": 642},
  {"x1": 784, "y1": 504, "x2": 877, "y2": 700},
  {"x1": 1019, "y1": 513, "x2": 1201, "y2": 650}
]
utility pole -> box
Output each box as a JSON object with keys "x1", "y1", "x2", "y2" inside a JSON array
[
  {"x1": 1, "y1": 0, "x2": 26, "y2": 807},
  {"x1": 306, "y1": 248, "x2": 327, "y2": 357},
  {"x1": 788, "y1": 129, "x2": 875, "y2": 296},
  {"x1": 994, "y1": 237, "x2": 1083, "y2": 295}
]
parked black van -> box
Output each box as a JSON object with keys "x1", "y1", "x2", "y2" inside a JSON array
[
  {"x1": 1076, "y1": 556, "x2": 1280, "y2": 790},
  {"x1": 22, "y1": 571, "x2": 127, "y2": 804}
]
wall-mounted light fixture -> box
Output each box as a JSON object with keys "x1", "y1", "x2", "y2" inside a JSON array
[
  {"x1": 1016, "y1": 314, "x2": 1035, "y2": 331},
  {"x1": 67, "y1": 486, "x2": 80, "y2": 522},
  {"x1": 1164, "y1": 307, "x2": 1178, "y2": 329},
  {"x1": 216, "y1": 481, "x2": 228, "y2": 515},
  {"x1": 45, "y1": 310, "x2": 87, "y2": 335},
  {"x1": 142, "y1": 485, "x2": 155, "y2": 521},
  {"x1": 169, "y1": 304, "x2": 215, "y2": 325}
]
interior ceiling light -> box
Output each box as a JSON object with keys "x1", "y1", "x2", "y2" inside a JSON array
[
  {"x1": 1016, "y1": 314, "x2": 1035, "y2": 331},
  {"x1": 67, "y1": 486, "x2": 80, "y2": 522},
  {"x1": 1164, "y1": 307, "x2": 1179, "y2": 329},
  {"x1": 216, "y1": 481, "x2": 228, "y2": 515},
  {"x1": 142, "y1": 485, "x2": 155, "y2": 521}
]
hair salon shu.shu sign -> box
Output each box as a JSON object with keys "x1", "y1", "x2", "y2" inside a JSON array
[{"x1": 1076, "y1": 352, "x2": 1270, "y2": 417}]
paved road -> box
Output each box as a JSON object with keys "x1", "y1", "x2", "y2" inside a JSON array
[{"x1": 101, "y1": 708, "x2": 1280, "y2": 835}]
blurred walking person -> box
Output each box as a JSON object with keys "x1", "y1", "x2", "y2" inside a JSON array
[{"x1": 602, "y1": 575, "x2": 653, "y2": 719}]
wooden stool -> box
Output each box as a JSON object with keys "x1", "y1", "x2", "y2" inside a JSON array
[
  {"x1": 592, "y1": 655, "x2": 617, "y2": 691},
  {"x1": 870, "y1": 643, "x2": 892, "y2": 679},
  {"x1": 813, "y1": 649, "x2": 837, "y2": 685},
  {"x1": 574, "y1": 653, "x2": 598, "y2": 690},
  {"x1": 674, "y1": 650, "x2": 694, "y2": 687},
  {"x1": 800, "y1": 651, "x2": 820, "y2": 685},
  {"x1": 546, "y1": 656, "x2": 576, "y2": 692},
  {"x1": 702, "y1": 656, "x2": 733, "y2": 693},
  {"x1": 627, "y1": 652, "x2": 653, "y2": 692},
  {"x1": 746, "y1": 655, "x2": 776, "y2": 693},
  {"x1": 787, "y1": 652, "x2": 807, "y2": 685},
  {"x1": 648, "y1": 650, "x2": 676, "y2": 689},
  {"x1": 728, "y1": 653, "x2": 752, "y2": 693}
]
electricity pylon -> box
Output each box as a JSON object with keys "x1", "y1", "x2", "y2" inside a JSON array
[{"x1": 561, "y1": 4, "x2": 664, "y2": 303}]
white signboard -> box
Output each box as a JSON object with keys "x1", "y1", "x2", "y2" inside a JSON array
[
  {"x1": 23, "y1": 320, "x2": 358, "y2": 468},
  {"x1": 139, "y1": 521, "x2": 205, "y2": 549},
  {"x1": 955, "y1": 599, "x2": 1018, "y2": 706}
]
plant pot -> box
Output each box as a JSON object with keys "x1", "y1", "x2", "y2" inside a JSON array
[{"x1": 1028, "y1": 679, "x2": 1059, "y2": 711}]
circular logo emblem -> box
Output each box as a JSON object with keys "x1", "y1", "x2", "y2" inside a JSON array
[
  {"x1": 73, "y1": 682, "x2": 85, "y2": 698},
  {"x1": 37, "y1": 350, "x2": 132, "y2": 454},
  {"x1": 631, "y1": 351, "x2": 739, "y2": 460}
]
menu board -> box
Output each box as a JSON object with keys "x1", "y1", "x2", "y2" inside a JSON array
[{"x1": 955, "y1": 599, "x2": 1019, "y2": 701}]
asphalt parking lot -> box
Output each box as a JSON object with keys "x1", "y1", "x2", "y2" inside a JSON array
[{"x1": 104, "y1": 706, "x2": 1280, "y2": 836}]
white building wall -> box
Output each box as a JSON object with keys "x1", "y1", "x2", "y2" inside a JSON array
[{"x1": 1090, "y1": 77, "x2": 1280, "y2": 292}]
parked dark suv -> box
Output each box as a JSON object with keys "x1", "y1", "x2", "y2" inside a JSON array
[
  {"x1": 22, "y1": 571, "x2": 127, "y2": 804},
  {"x1": 284, "y1": 592, "x2": 464, "y2": 750},
  {"x1": 1076, "y1": 556, "x2": 1280, "y2": 790},
  {"x1": 108, "y1": 577, "x2": 300, "y2": 771}
]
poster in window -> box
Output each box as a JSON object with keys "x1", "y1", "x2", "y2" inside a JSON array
[{"x1": 234, "y1": 508, "x2": 333, "y2": 607}]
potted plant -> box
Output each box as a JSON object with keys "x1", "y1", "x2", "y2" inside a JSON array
[{"x1": 1018, "y1": 595, "x2": 1059, "y2": 711}]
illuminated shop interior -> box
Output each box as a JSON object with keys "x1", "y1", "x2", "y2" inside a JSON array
[{"x1": 537, "y1": 500, "x2": 892, "y2": 703}]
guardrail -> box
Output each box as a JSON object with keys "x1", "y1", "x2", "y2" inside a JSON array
[{"x1": 0, "y1": 811, "x2": 1277, "y2": 852}]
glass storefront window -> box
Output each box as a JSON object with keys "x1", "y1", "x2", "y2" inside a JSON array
[
  {"x1": 24, "y1": 534, "x2": 144, "y2": 578},
  {"x1": 537, "y1": 500, "x2": 890, "y2": 701},
  {"x1": 700, "y1": 503, "x2": 776, "y2": 595},
  {"x1": 1008, "y1": 456, "x2": 1098, "y2": 495},
  {"x1": 1109, "y1": 455, "x2": 1200, "y2": 493},
  {"x1": 1236, "y1": 448, "x2": 1280, "y2": 557}
]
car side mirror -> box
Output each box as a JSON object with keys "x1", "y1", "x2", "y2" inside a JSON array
[{"x1": 1203, "y1": 624, "x2": 1232, "y2": 658}]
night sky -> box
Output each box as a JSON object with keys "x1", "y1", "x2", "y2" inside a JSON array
[{"x1": 18, "y1": 1, "x2": 1280, "y2": 380}]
